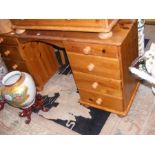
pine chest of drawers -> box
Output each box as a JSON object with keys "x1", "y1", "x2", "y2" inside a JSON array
[
  {"x1": 0, "y1": 36, "x2": 29, "y2": 72},
  {"x1": 63, "y1": 20, "x2": 139, "y2": 116}
]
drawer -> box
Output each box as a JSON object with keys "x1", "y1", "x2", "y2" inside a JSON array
[
  {"x1": 0, "y1": 36, "x2": 17, "y2": 45},
  {"x1": 73, "y1": 71, "x2": 122, "y2": 98},
  {"x1": 79, "y1": 89, "x2": 123, "y2": 112},
  {"x1": 0, "y1": 46, "x2": 23, "y2": 60},
  {"x1": 67, "y1": 52, "x2": 121, "y2": 79},
  {"x1": 3, "y1": 59, "x2": 29, "y2": 72},
  {"x1": 64, "y1": 41, "x2": 119, "y2": 58}
]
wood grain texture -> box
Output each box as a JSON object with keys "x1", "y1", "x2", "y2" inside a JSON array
[
  {"x1": 120, "y1": 82, "x2": 140, "y2": 116},
  {"x1": 63, "y1": 41, "x2": 119, "y2": 58},
  {"x1": 37, "y1": 42, "x2": 59, "y2": 77},
  {"x1": 20, "y1": 42, "x2": 58, "y2": 88},
  {"x1": 73, "y1": 71, "x2": 123, "y2": 98},
  {"x1": 1, "y1": 20, "x2": 135, "y2": 46},
  {"x1": 3, "y1": 59, "x2": 29, "y2": 72},
  {"x1": 0, "y1": 36, "x2": 17, "y2": 45},
  {"x1": 145, "y1": 19, "x2": 155, "y2": 24},
  {"x1": 0, "y1": 46, "x2": 23, "y2": 61},
  {"x1": 67, "y1": 52, "x2": 121, "y2": 79},
  {"x1": 118, "y1": 20, "x2": 139, "y2": 109},
  {"x1": 11, "y1": 19, "x2": 118, "y2": 33},
  {"x1": 79, "y1": 89, "x2": 123, "y2": 112},
  {"x1": 18, "y1": 38, "x2": 64, "y2": 48}
]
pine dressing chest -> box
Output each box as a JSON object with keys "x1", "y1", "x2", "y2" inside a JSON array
[{"x1": 0, "y1": 19, "x2": 139, "y2": 116}]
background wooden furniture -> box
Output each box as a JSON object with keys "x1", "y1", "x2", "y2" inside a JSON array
[
  {"x1": 145, "y1": 19, "x2": 155, "y2": 24},
  {"x1": 0, "y1": 36, "x2": 58, "y2": 90},
  {"x1": 11, "y1": 19, "x2": 118, "y2": 33},
  {"x1": 0, "y1": 19, "x2": 138, "y2": 116}
]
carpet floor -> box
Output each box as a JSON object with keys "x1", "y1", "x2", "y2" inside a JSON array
[{"x1": 0, "y1": 24, "x2": 155, "y2": 135}]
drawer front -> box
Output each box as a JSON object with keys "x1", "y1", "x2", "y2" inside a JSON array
[
  {"x1": 67, "y1": 52, "x2": 121, "y2": 79},
  {"x1": 73, "y1": 71, "x2": 123, "y2": 98},
  {"x1": 0, "y1": 46, "x2": 23, "y2": 60},
  {"x1": 3, "y1": 59, "x2": 29, "y2": 72},
  {"x1": 64, "y1": 41, "x2": 119, "y2": 58},
  {"x1": 79, "y1": 89, "x2": 123, "y2": 112},
  {"x1": 0, "y1": 36, "x2": 17, "y2": 45}
]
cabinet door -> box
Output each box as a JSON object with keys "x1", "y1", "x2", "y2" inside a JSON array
[{"x1": 20, "y1": 41, "x2": 58, "y2": 89}]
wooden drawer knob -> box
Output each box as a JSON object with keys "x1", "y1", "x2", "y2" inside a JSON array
[
  {"x1": 87, "y1": 63, "x2": 95, "y2": 71},
  {"x1": 12, "y1": 64, "x2": 18, "y2": 70},
  {"x1": 96, "y1": 98, "x2": 102, "y2": 105},
  {"x1": 83, "y1": 46, "x2": 91, "y2": 54},
  {"x1": 4, "y1": 50, "x2": 11, "y2": 56},
  {"x1": 0, "y1": 38, "x2": 4, "y2": 43},
  {"x1": 92, "y1": 82, "x2": 98, "y2": 89}
]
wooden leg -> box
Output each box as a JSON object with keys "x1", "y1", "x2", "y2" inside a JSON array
[
  {"x1": 36, "y1": 86, "x2": 43, "y2": 92},
  {"x1": 83, "y1": 104, "x2": 90, "y2": 108},
  {"x1": 117, "y1": 114, "x2": 125, "y2": 118},
  {"x1": 80, "y1": 102, "x2": 90, "y2": 108}
]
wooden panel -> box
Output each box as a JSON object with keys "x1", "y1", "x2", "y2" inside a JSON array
[
  {"x1": 21, "y1": 42, "x2": 40, "y2": 60},
  {"x1": 11, "y1": 19, "x2": 109, "y2": 27},
  {"x1": 0, "y1": 36, "x2": 17, "y2": 45},
  {"x1": 19, "y1": 38, "x2": 64, "y2": 49},
  {"x1": 63, "y1": 41, "x2": 119, "y2": 58},
  {"x1": 37, "y1": 42, "x2": 59, "y2": 77},
  {"x1": 22, "y1": 42, "x2": 47, "y2": 87},
  {"x1": 145, "y1": 19, "x2": 155, "y2": 24},
  {"x1": 23, "y1": 59, "x2": 46, "y2": 87},
  {"x1": 20, "y1": 41, "x2": 58, "y2": 89},
  {"x1": 119, "y1": 20, "x2": 139, "y2": 109},
  {"x1": 79, "y1": 89, "x2": 123, "y2": 112},
  {"x1": 67, "y1": 52, "x2": 121, "y2": 79},
  {"x1": 73, "y1": 71, "x2": 123, "y2": 98},
  {"x1": 11, "y1": 19, "x2": 118, "y2": 32},
  {"x1": 3, "y1": 58, "x2": 29, "y2": 72},
  {"x1": 0, "y1": 46, "x2": 23, "y2": 61}
]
